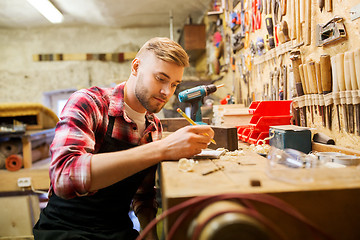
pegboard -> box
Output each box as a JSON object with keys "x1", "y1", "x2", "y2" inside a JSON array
[{"x1": 206, "y1": 0, "x2": 360, "y2": 149}]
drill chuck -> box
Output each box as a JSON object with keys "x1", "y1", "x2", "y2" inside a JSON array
[{"x1": 205, "y1": 84, "x2": 217, "y2": 95}]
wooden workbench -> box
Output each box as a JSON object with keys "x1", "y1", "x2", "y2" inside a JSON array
[{"x1": 160, "y1": 144, "x2": 360, "y2": 240}]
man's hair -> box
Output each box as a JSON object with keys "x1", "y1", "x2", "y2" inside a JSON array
[{"x1": 136, "y1": 37, "x2": 189, "y2": 67}]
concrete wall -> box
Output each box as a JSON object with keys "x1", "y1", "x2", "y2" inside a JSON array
[{"x1": 0, "y1": 26, "x2": 179, "y2": 103}]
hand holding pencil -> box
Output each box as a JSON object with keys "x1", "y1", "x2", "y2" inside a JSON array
[{"x1": 177, "y1": 108, "x2": 216, "y2": 145}]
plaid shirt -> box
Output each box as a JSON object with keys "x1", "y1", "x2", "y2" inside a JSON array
[{"x1": 49, "y1": 82, "x2": 162, "y2": 211}]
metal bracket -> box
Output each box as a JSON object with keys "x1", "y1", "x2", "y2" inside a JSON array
[
  {"x1": 316, "y1": 16, "x2": 347, "y2": 47},
  {"x1": 350, "y1": 4, "x2": 360, "y2": 21}
]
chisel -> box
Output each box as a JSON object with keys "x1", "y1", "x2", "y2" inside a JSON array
[
  {"x1": 290, "y1": 52, "x2": 304, "y2": 96},
  {"x1": 354, "y1": 48, "x2": 360, "y2": 135},
  {"x1": 305, "y1": 0, "x2": 311, "y2": 45},
  {"x1": 331, "y1": 55, "x2": 341, "y2": 131},
  {"x1": 283, "y1": 64, "x2": 288, "y2": 100},
  {"x1": 336, "y1": 53, "x2": 348, "y2": 132},
  {"x1": 344, "y1": 51, "x2": 355, "y2": 133},
  {"x1": 308, "y1": 61, "x2": 317, "y2": 121},
  {"x1": 315, "y1": 61, "x2": 326, "y2": 127},
  {"x1": 304, "y1": 61, "x2": 314, "y2": 123},
  {"x1": 296, "y1": 0, "x2": 301, "y2": 41},
  {"x1": 299, "y1": 64, "x2": 307, "y2": 94},
  {"x1": 320, "y1": 54, "x2": 333, "y2": 130},
  {"x1": 348, "y1": 51, "x2": 359, "y2": 135},
  {"x1": 326, "y1": 0, "x2": 332, "y2": 12},
  {"x1": 297, "y1": 63, "x2": 308, "y2": 126},
  {"x1": 319, "y1": 0, "x2": 324, "y2": 12}
]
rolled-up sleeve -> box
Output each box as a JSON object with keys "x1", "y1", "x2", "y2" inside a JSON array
[{"x1": 49, "y1": 91, "x2": 105, "y2": 199}]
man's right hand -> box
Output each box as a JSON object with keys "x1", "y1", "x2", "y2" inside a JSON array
[{"x1": 157, "y1": 125, "x2": 215, "y2": 160}]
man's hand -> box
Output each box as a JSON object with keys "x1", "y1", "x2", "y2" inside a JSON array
[{"x1": 158, "y1": 125, "x2": 214, "y2": 160}]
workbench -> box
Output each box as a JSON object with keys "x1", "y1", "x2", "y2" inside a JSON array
[{"x1": 160, "y1": 142, "x2": 360, "y2": 240}]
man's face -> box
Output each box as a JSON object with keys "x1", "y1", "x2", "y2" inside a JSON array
[{"x1": 134, "y1": 53, "x2": 184, "y2": 113}]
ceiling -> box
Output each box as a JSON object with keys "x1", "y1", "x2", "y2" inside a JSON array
[{"x1": 0, "y1": 0, "x2": 213, "y2": 29}]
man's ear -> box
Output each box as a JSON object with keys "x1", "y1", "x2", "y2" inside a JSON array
[{"x1": 131, "y1": 58, "x2": 140, "y2": 76}]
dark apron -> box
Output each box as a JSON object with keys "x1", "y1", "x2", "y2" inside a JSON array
[{"x1": 33, "y1": 117, "x2": 156, "y2": 240}]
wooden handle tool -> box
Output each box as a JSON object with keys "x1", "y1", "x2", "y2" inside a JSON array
[
  {"x1": 348, "y1": 51, "x2": 358, "y2": 90},
  {"x1": 305, "y1": 0, "x2": 311, "y2": 45},
  {"x1": 291, "y1": 0, "x2": 296, "y2": 39},
  {"x1": 354, "y1": 48, "x2": 360, "y2": 89},
  {"x1": 326, "y1": 0, "x2": 332, "y2": 12},
  {"x1": 315, "y1": 61, "x2": 323, "y2": 93},
  {"x1": 320, "y1": 55, "x2": 332, "y2": 94},
  {"x1": 300, "y1": 0, "x2": 305, "y2": 23},
  {"x1": 281, "y1": 0, "x2": 287, "y2": 15},
  {"x1": 319, "y1": 0, "x2": 324, "y2": 12},
  {"x1": 300, "y1": 64, "x2": 308, "y2": 94},
  {"x1": 296, "y1": 0, "x2": 301, "y2": 41},
  {"x1": 344, "y1": 51, "x2": 353, "y2": 90},
  {"x1": 291, "y1": 55, "x2": 304, "y2": 96},
  {"x1": 307, "y1": 61, "x2": 317, "y2": 94},
  {"x1": 336, "y1": 53, "x2": 345, "y2": 91}
]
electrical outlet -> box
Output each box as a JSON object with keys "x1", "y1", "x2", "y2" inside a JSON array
[{"x1": 17, "y1": 177, "x2": 32, "y2": 188}]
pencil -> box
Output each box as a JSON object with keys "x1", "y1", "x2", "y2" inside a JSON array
[{"x1": 176, "y1": 108, "x2": 216, "y2": 145}]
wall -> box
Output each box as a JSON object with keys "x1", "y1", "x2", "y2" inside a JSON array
[{"x1": 0, "y1": 25, "x2": 179, "y2": 103}]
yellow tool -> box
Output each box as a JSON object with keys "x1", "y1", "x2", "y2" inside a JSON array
[{"x1": 176, "y1": 108, "x2": 216, "y2": 145}]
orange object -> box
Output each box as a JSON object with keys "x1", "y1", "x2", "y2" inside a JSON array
[{"x1": 5, "y1": 154, "x2": 23, "y2": 171}]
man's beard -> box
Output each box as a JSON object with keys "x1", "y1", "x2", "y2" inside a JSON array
[{"x1": 135, "y1": 74, "x2": 166, "y2": 113}]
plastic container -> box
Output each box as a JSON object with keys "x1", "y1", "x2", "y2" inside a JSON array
[{"x1": 236, "y1": 101, "x2": 292, "y2": 145}]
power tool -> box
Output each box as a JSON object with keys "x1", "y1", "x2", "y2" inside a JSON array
[{"x1": 178, "y1": 84, "x2": 224, "y2": 124}]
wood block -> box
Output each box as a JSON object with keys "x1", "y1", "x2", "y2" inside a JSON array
[{"x1": 208, "y1": 126, "x2": 238, "y2": 151}]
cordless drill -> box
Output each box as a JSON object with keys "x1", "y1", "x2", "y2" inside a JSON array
[{"x1": 178, "y1": 84, "x2": 224, "y2": 124}]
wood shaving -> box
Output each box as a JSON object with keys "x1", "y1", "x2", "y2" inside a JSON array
[
  {"x1": 178, "y1": 158, "x2": 198, "y2": 172},
  {"x1": 249, "y1": 143, "x2": 271, "y2": 154},
  {"x1": 217, "y1": 148, "x2": 245, "y2": 162}
]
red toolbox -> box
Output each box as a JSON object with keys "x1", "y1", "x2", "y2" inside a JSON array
[{"x1": 236, "y1": 101, "x2": 292, "y2": 145}]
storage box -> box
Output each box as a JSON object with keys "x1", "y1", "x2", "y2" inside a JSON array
[{"x1": 269, "y1": 125, "x2": 311, "y2": 154}]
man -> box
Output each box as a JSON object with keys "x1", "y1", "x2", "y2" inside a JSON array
[{"x1": 33, "y1": 37, "x2": 214, "y2": 240}]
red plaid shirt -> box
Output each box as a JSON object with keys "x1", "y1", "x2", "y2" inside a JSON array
[{"x1": 49, "y1": 82, "x2": 162, "y2": 210}]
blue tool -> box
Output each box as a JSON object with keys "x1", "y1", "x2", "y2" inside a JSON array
[{"x1": 178, "y1": 84, "x2": 224, "y2": 124}]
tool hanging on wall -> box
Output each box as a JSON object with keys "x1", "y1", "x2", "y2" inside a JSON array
[
  {"x1": 344, "y1": 51, "x2": 355, "y2": 133},
  {"x1": 281, "y1": 64, "x2": 288, "y2": 100},
  {"x1": 278, "y1": 20, "x2": 290, "y2": 43},
  {"x1": 320, "y1": 54, "x2": 333, "y2": 130},
  {"x1": 302, "y1": 61, "x2": 313, "y2": 123},
  {"x1": 331, "y1": 55, "x2": 342, "y2": 131},
  {"x1": 305, "y1": 0, "x2": 311, "y2": 45},
  {"x1": 319, "y1": 0, "x2": 324, "y2": 12},
  {"x1": 354, "y1": 48, "x2": 360, "y2": 136},
  {"x1": 315, "y1": 61, "x2": 326, "y2": 127},
  {"x1": 336, "y1": 53, "x2": 348, "y2": 132},
  {"x1": 316, "y1": 16, "x2": 347, "y2": 47},
  {"x1": 265, "y1": 0, "x2": 275, "y2": 49},
  {"x1": 326, "y1": 0, "x2": 332, "y2": 12}
]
